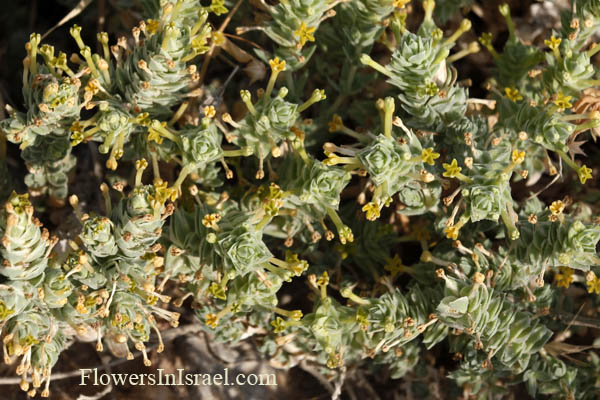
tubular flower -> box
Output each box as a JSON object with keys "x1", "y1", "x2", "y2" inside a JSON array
[
  {"x1": 549, "y1": 200, "x2": 565, "y2": 215},
  {"x1": 554, "y1": 267, "x2": 574, "y2": 288},
  {"x1": 505, "y1": 87, "x2": 523, "y2": 102},
  {"x1": 421, "y1": 148, "x2": 440, "y2": 165},
  {"x1": 544, "y1": 36, "x2": 561, "y2": 51},
  {"x1": 553, "y1": 92, "x2": 572, "y2": 110},
  {"x1": 578, "y1": 165, "x2": 593, "y2": 184},
  {"x1": 294, "y1": 22, "x2": 316, "y2": 47},
  {"x1": 362, "y1": 202, "x2": 381, "y2": 221},
  {"x1": 587, "y1": 274, "x2": 600, "y2": 294},
  {"x1": 512, "y1": 149, "x2": 526, "y2": 164},
  {"x1": 328, "y1": 114, "x2": 344, "y2": 132},
  {"x1": 442, "y1": 159, "x2": 462, "y2": 178}
]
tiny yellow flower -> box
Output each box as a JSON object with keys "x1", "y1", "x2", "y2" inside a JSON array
[
  {"x1": 505, "y1": 87, "x2": 523, "y2": 102},
  {"x1": 317, "y1": 271, "x2": 329, "y2": 286},
  {"x1": 554, "y1": 266, "x2": 573, "y2": 288},
  {"x1": 323, "y1": 152, "x2": 339, "y2": 166},
  {"x1": 553, "y1": 91, "x2": 572, "y2": 110},
  {"x1": 71, "y1": 130, "x2": 84, "y2": 146},
  {"x1": 442, "y1": 159, "x2": 461, "y2": 178},
  {"x1": 384, "y1": 254, "x2": 405, "y2": 277},
  {"x1": 211, "y1": 31, "x2": 225, "y2": 46},
  {"x1": 444, "y1": 224, "x2": 460, "y2": 240},
  {"x1": 328, "y1": 114, "x2": 344, "y2": 132},
  {"x1": 578, "y1": 165, "x2": 593, "y2": 184},
  {"x1": 544, "y1": 36, "x2": 562, "y2": 51},
  {"x1": 289, "y1": 310, "x2": 303, "y2": 321},
  {"x1": 511, "y1": 149, "x2": 526, "y2": 164},
  {"x1": 209, "y1": 0, "x2": 228, "y2": 15},
  {"x1": 147, "y1": 127, "x2": 163, "y2": 144},
  {"x1": 269, "y1": 57, "x2": 286, "y2": 73},
  {"x1": 271, "y1": 317, "x2": 286, "y2": 333},
  {"x1": 152, "y1": 179, "x2": 177, "y2": 204},
  {"x1": 421, "y1": 147, "x2": 440, "y2": 165},
  {"x1": 294, "y1": 21, "x2": 316, "y2": 47},
  {"x1": 205, "y1": 313, "x2": 218, "y2": 328},
  {"x1": 135, "y1": 158, "x2": 148, "y2": 171},
  {"x1": 145, "y1": 19, "x2": 160, "y2": 35},
  {"x1": 85, "y1": 79, "x2": 101, "y2": 95},
  {"x1": 549, "y1": 200, "x2": 565, "y2": 215},
  {"x1": 362, "y1": 202, "x2": 381, "y2": 221},
  {"x1": 479, "y1": 32, "x2": 493, "y2": 48},
  {"x1": 587, "y1": 276, "x2": 600, "y2": 294},
  {"x1": 203, "y1": 105, "x2": 216, "y2": 118},
  {"x1": 202, "y1": 213, "x2": 221, "y2": 229},
  {"x1": 394, "y1": 0, "x2": 410, "y2": 8}
]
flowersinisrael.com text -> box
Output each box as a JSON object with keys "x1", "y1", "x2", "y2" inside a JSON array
[{"x1": 80, "y1": 368, "x2": 277, "y2": 387}]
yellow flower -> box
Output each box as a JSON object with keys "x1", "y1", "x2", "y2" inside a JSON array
[
  {"x1": 202, "y1": 213, "x2": 221, "y2": 229},
  {"x1": 85, "y1": 79, "x2": 101, "y2": 95},
  {"x1": 152, "y1": 180, "x2": 177, "y2": 204},
  {"x1": 203, "y1": 105, "x2": 216, "y2": 118},
  {"x1": 211, "y1": 31, "x2": 225, "y2": 46},
  {"x1": 549, "y1": 200, "x2": 564, "y2": 215},
  {"x1": 294, "y1": 21, "x2": 316, "y2": 47},
  {"x1": 328, "y1": 114, "x2": 344, "y2": 132},
  {"x1": 323, "y1": 152, "x2": 339, "y2": 166},
  {"x1": 362, "y1": 202, "x2": 381, "y2": 221},
  {"x1": 271, "y1": 317, "x2": 286, "y2": 333},
  {"x1": 554, "y1": 266, "x2": 573, "y2": 288},
  {"x1": 205, "y1": 313, "x2": 218, "y2": 328},
  {"x1": 384, "y1": 254, "x2": 405, "y2": 277},
  {"x1": 145, "y1": 19, "x2": 160, "y2": 35},
  {"x1": 553, "y1": 91, "x2": 572, "y2": 110},
  {"x1": 317, "y1": 271, "x2": 329, "y2": 286},
  {"x1": 505, "y1": 87, "x2": 523, "y2": 102},
  {"x1": 578, "y1": 165, "x2": 593, "y2": 184},
  {"x1": 148, "y1": 127, "x2": 163, "y2": 144},
  {"x1": 511, "y1": 149, "x2": 526, "y2": 164},
  {"x1": 135, "y1": 159, "x2": 148, "y2": 171},
  {"x1": 587, "y1": 274, "x2": 600, "y2": 294},
  {"x1": 209, "y1": 0, "x2": 228, "y2": 15},
  {"x1": 444, "y1": 224, "x2": 460, "y2": 240},
  {"x1": 421, "y1": 147, "x2": 440, "y2": 165},
  {"x1": 479, "y1": 32, "x2": 493, "y2": 48},
  {"x1": 269, "y1": 57, "x2": 286, "y2": 73},
  {"x1": 544, "y1": 36, "x2": 561, "y2": 51},
  {"x1": 394, "y1": 0, "x2": 410, "y2": 8},
  {"x1": 442, "y1": 159, "x2": 461, "y2": 178}
]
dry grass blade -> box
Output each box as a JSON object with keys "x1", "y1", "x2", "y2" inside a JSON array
[{"x1": 41, "y1": 0, "x2": 94, "y2": 40}]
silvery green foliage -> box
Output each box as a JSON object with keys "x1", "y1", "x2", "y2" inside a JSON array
[
  {"x1": 113, "y1": 184, "x2": 169, "y2": 259},
  {"x1": 318, "y1": 0, "x2": 395, "y2": 61},
  {"x1": 361, "y1": 7, "x2": 470, "y2": 130},
  {"x1": 437, "y1": 275, "x2": 552, "y2": 371},
  {"x1": 80, "y1": 215, "x2": 119, "y2": 258},
  {"x1": 237, "y1": 95, "x2": 297, "y2": 149},
  {"x1": 257, "y1": 0, "x2": 335, "y2": 70},
  {"x1": 0, "y1": 59, "x2": 81, "y2": 149},
  {"x1": 111, "y1": 2, "x2": 211, "y2": 116},
  {"x1": 216, "y1": 211, "x2": 273, "y2": 277},
  {"x1": 21, "y1": 135, "x2": 76, "y2": 201},
  {"x1": 0, "y1": 192, "x2": 53, "y2": 280},
  {"x1": 279, "y1": 153, "x2": 351, "y2": 215},
  {"x1": 179, "y1": 123, "x2": 223, "y2": 166},
  {"x1": 3, "y1": 0, "x2": 600, "y2": 398},
  {"x1": 0, "y1": 54, "x2": 81, "y2": 201}
]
